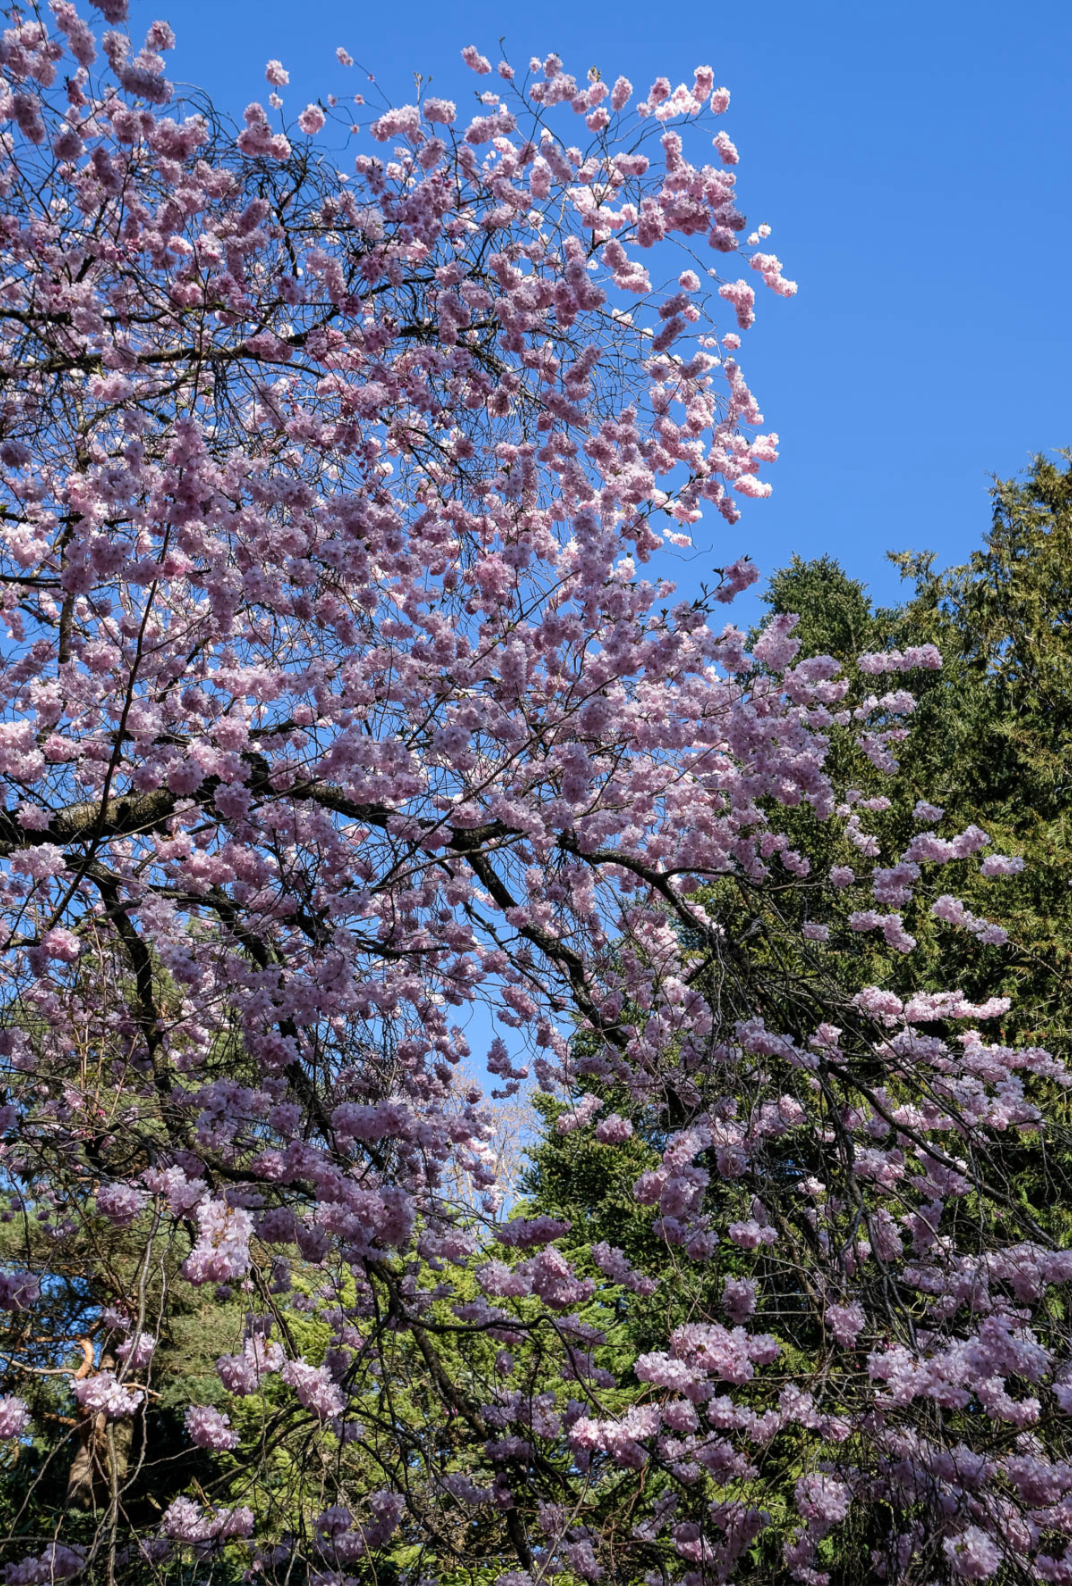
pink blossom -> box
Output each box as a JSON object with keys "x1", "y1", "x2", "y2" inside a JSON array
[
  {"x1": 0, "y1": 1273, "x2": 39, "y2": 1311},
  {"x1": 181, "y1": 1199, "x2": 253, "y2": 1285},
  {"x1": 718, "y1": 279, "x2": 755, "y2": 330},
  {"x1": 595, "y1": 1113, "x2": 634, "y2": 1144},
  {"x1": 280, "y1": 1358, "x2": 346, "y2": 1419},
  {"x1": 722, "y1": 1277, "x2": 757, "y2": 1322},
  {"x1": 11, "y1": 844, "x2": 66, "y2": 881},
  {"x1": 423, "y1": 97, "x2": 456, "y2": 126},
  {"x1": 0, "y1": 1395, "x2": 30, "y2": 1438},
  {"x1": 556, "y1": 1094, "x2": 603, "y2": 1134},
  {"x1": 116, "y1": 1331, "x2": 155, "y2": 1369},
  {"x1": 163, "y1": 1496, "x2": 254, "y2": 1542},
  {"x1": 610, "y1": 76, "x2": 632, "y2": 111},
  {"x1": 944, "y1": 1527, "x2": 1002, "y2": 1580},
  {"x1": 981, "y1": 854, "x2": 1025, "y2": 877},
  {"x1": 95, "y1": 1182, "x2": 146, "y2": 1227},
  {"x1": 298, "y1": 104, "x2": 326, "y2": 135},
  {"x1": 185, "y1": 1404, "x2": 239, "y2": 1450},
  {"x1": 71, "y1": 1371, "x2": 143, "y2": 1419},
  {"x1": 495, "y1": 1216, "x2": 571, "y2": 1249},
  {"x1": 39, "y1": 927, "x2": 80, "y2": 961},
  {"x1": 370, "y1": 105, "x2": 421, "y2": 142},
  {"x1": 716, "y1": 555, "x2": 760, "y2": 602},
  {"x1": 728, "y1": 1220, "x2": 777, "y2": 1250},
  {"x1": 591, "y1": 1243, "x2": 657, "y2": 1296},
  {"x1": 826, "y1": 1302, "x2": 865, "y2": 1347},
  {"x1": 795, "y1": 1472, "x2": 850, "y2": 1528},
  {"x1": 713, "y1": 131, "x2": 739, "y2": 165}
]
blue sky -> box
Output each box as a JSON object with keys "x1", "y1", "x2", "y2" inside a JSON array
[{"x1": 152, "y1": 0, "x2": 1071, "y2": 625}]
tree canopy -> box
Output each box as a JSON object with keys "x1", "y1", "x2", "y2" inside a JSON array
[{"x1": 0, "y1": 6, "x2": 1071, "y2": 1585}]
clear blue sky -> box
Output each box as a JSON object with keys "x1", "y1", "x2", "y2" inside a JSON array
[{"x1": 152, "y1": 0, "x2": 1072, "y2": 622}]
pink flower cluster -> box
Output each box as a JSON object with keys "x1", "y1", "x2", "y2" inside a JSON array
[{"x1": 71, "y1": 1371, "x2": 144, "y2": 1419}]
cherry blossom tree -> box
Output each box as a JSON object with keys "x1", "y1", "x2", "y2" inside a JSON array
[{"x1": 0, "y1": 6, "x2": 1069, "y2": 1585}]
